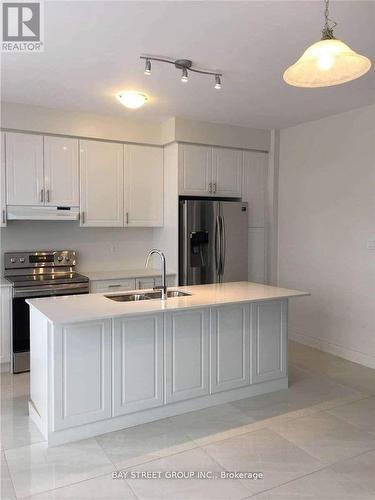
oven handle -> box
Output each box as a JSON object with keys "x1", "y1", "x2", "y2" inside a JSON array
[{"x1": 13, "y1": 282, "x2": 89, "y2": 298}]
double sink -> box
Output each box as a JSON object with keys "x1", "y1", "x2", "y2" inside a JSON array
[{"x1": 105, "y1": 290, "x2": 191, "y2": 302}]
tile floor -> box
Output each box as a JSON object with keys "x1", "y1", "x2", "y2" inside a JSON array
[{"x1": 1, "y1": 341, "x2": 375, "y2": 499}]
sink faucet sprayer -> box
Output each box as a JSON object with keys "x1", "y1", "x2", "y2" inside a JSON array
[{"x1": 145, "y1": 249, "x2": 167, "y2": 300}]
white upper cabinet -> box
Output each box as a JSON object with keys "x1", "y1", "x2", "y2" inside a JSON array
[
  {"x1": 80, "y1": 140, "x2": 124, "y2": 227},
  {"x1": 242, "y1": 151, "x2": 267, "y2": 227},
  {"x1": 6, "y1": 132, "x2": 44, "y2": 206},
  {"x1": 44, "y1": 136, "x2": 79, "y2": 206},
  {"x1": 1, "y1": 133, "x2": 6, "y2": 226},
  {"x1": 212, "y1": 147, "x2": 242, "y2": 198},
  {"x1": 178, "y1": 144, "x2": 242, "y2": 198},
  {"x1": 124, "y1": 144, "x2": 163, "y2": 227},
  {"x1": 178, "y1": 144, "x2": 212, "y2": 196}
]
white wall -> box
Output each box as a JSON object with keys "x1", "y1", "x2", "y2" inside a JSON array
[
  {"x1": 0, "y1": 222, "x2": 154, "y2": 273},
  {"x1": 1, "y1": 102, "x2": 164, "y2": 145},
  {"x1": 278, "y1": 104, "x2": 375, "y2": 368}
]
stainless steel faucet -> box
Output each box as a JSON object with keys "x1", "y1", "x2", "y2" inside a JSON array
[{"x1": 145, "y1": 249, "x2": 167, "y2": 300}]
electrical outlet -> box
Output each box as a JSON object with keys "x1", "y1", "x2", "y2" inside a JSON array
[{"x1": 367, "y1": 240, "x2": 375, "y2": 250}]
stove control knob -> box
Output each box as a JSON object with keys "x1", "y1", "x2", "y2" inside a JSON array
[
  {"x1": 65, "y1": 256, "x2": 71, "y2": 262},
  {"x1": 19, "y1": 257, "x2": 25, "y2": 263},
  {"x1": 10, "y1": 257, "x2": 16, "y2": 264},
  {"x1": 57, "y1": 256, "x2": 63, "y2": 262}
]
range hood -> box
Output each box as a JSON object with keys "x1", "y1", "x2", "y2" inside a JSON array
[{"x1": 7, "y1": 206, "x2": 80, "y2": 221}]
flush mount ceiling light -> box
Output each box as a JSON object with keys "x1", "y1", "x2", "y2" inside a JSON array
[
  {"x1": 116, "y1": 91, "x2": 149, "y2": 109},
  {"x1": 140, "y1": 56, "x2": 222, "y2": 89},
  {"x1": 283, "y1": 0, "x2": 371, "y2": 88}
]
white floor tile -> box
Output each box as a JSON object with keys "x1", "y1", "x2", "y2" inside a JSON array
[
  {"x1": 203, "y1": 428, "x2": 323, "y2": 494},
  {"x1": 126, "y1": 447, "x2": 250, "y2": 499},
  {"x1": 253, "y1": 466, "x2": 374, "y2": 499},
  {"x1": 26, "y1": 473, "x2": 136, "y2": 499},
  {"x1": 1, "y1": 451, "x2": 16, "y2": 500},
  {"x1": 96, "y1": 418, "x2": 196, "y2": 468},
  {"x1": 327, "y1": 397, "x2": 375, "y2": 434},
  {"x1": 5, "y1": 438, "x2": 113, "y2": 498},
  {"x1": 269, "y1": 412, "x2": 375, "y2": 465}
]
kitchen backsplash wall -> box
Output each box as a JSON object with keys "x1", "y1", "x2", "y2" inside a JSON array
[{"x1": 0, "y1": 222, "x2": 154, "y2": 273}]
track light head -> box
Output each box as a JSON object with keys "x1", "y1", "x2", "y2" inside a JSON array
[
  {"x1": 214, "y1": 74, "x2": 222, "y2": 89},
  {"x1": 144, "y1": 58, "x2": 151, "y2": 75},
  {"x1": 181, "y1": 67, "x2": 189, "y2": 83}
]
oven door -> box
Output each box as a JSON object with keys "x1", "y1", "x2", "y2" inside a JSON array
[{"x1": 12, "y1": 283, "x2": 89, "y2": 374}]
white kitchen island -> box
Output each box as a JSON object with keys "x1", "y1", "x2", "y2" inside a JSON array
[{"x1": 27, "y1": 281, "x2": 308, "y2": 446}]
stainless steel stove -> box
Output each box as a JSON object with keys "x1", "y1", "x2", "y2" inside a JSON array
[{"x1": 4, "y1": 250, "x2": 89, "y2": 373}]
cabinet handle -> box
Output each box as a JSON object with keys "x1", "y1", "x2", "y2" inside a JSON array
[
  {"x1": 126, "y1": 212, "x2": 129, "y2": 224},
  {"x1": 208, "y1": 183, "x2": 212, "y2": 193},
  {"x1": 40, "y1": 189, "x2": 44, "y2": 203},
  {"x1": 2, "y1": 209, "x2": 6, "y2": 224},
  {"x1": 108, "y1": 284, "x2": 121, "y2": 288},
  {"x1": 46, "y1": 189, "x2": 50, "y2": 202},
  {"x1": 81, "y1": 211, "x2": 85, "y2": 224},
  {"x1": 213, "y1": 183, "x2": 217, "y2": 193}
]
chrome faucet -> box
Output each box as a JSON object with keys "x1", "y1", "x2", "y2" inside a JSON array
[{"x1": 145, "y1": 249, "x2": 167, "y2": 300}]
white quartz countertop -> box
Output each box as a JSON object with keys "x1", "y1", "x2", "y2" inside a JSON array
[
  {"x1": 83, "y1": 268, "x2": 176, "y2": 281},
  {"x1": 27, "y1": 281, "x2": 309, "y2": 325}
]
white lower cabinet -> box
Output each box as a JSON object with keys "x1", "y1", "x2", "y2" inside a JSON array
[
  {"x1": 113, "y1": 314, "x2": 163, "y2": 416},
  {"x1": 252, "y1": 300, "x2": 287, "y2": 384},
  {"x1": 52, "y1": 320, "x2": 112, "y2": 430},
  {"x1": 211, "y1": 304, "x2": 250, "y2": 393},
  {"x1": 165, "y1": 309, "x2": 210, "y2": 403},
  {"x1": 136, "y1": 278, "x2": 156, "y2": 290}
]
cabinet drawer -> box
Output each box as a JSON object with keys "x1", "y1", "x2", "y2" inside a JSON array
[
  {"x1": 136, "y1": 278, "x2": 156, "y2": 290},
  {"x1": 90, "y1": 279, "x2": 136, "y2": 293}
]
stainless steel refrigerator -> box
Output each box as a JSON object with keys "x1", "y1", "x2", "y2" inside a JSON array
[{"x1": 179, "y1": 199, "x2": 248, "y2": 285}]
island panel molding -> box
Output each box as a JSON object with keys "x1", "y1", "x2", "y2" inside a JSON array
[{"x1": 27, "y1": 282, "x2": 308, "y2": 446}]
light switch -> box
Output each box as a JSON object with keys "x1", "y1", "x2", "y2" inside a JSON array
[{"x1": 367, "y1": 240, "x2": 375, "y2": 250}]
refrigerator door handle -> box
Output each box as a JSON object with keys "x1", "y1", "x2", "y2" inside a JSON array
[
  {"x1": 215, "y1": 215, "x2": 221, "y2": 275},
  {"x1": 220, "y1": 215, "x2": 226, "y2": 276}
]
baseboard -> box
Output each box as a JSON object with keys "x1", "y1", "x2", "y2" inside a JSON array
[{"x1": 290, "y1": 330, "x2": 375, "y2": 370}]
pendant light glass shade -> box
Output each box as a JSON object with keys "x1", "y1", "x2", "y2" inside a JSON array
[{"x1": 284, "y1": 39, "x2": 371, "y2": 88}]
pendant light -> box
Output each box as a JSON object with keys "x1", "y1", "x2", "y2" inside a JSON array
[{"x1": 283, "y1": 0, "x2": 371, "y2": 88}]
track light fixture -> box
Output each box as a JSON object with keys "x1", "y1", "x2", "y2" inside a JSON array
[
  {"x1": 181, "y1": 67, "x2": 189, "y2": 83},
  {"x1": 144, "y1": 58, "x2": 151, "y2": 75},
  {"x1": 214, "y1": 74, "x2": 222, "y2": 90},
  {"x1": 140, "y1": 55, "x2": 222, "y2": 89}
]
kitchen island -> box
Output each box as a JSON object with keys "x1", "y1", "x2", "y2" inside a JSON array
[{"x1": 27, "y1": 281, "x2": 308, "y2": 446}]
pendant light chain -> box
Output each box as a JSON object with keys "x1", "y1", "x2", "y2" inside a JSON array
[{"x1": 322, "y1": 0, "x2": 337, "y2": 40}]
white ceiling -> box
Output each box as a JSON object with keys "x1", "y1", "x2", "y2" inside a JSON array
[{"x1": 1, "y1": 1, "x2": 375, "y2": 129}]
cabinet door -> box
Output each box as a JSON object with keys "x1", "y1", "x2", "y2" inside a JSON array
[
  {"x1": 252, "y1": 300, "x2": 287, "y2": 384},
  {"x1": 178, "y1": 144, "x2": 212, "y2": 196},
  {"x1": 53, "y1": 320, "x2": 112, "y2": 430},
  {"x1": 6, "y1": 132, "x2": 44, "y2": 206},
  {"x1": 165, "y1": 309, "x2": 209, "y2": 403},
  {"x1": 80, "y1": 140, "x2": 123, "y2": 227},
  {"x1": 0, "y1": 286, "x2": 12, "y2": 366},
  {"x1": 211, "y1": 304, "x2": 250, "y2": 393},
  {"x1": 124, "y1": 145, "x2": 163, "y2": 227},
  {"x1": 44, "y1": 136, "x2": 79, "y2": 206},
  {"x1": 113, "y1": 314, "x2": 163, "y2": 416},
  {"x1": 248, "y1": 228, "x2": 266, "y2": 284},
  {"x1": 212, "y1": 148, "x2": 242, "y2": 197},
  {"x1": 242, "y1": 151, "x2": 267, "y2": 227},
  {"x1": 0, "y1": 132, "x2": 6, "y2": 226}
]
